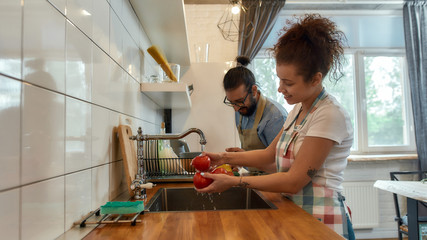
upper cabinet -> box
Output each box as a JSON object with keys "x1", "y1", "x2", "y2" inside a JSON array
[{"x1": 129, "y1": 0, "x2": 191, "y2": 67}]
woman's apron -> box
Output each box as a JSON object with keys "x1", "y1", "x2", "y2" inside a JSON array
[
  {"x1": 275, "y1": 89, "x2": 355, "y2": 239},
  {"x1": 238, "y1": 94, "x2": 267, "y2": 174}
]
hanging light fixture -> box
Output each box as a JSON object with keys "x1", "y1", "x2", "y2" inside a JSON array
[{"x1": 217, "y1": 0, "x2": 246, "y2": 42}]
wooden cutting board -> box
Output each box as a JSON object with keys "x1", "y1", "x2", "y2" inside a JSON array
[{"x1": 117, "y1": 125, "x2": 138, "y2": 197}]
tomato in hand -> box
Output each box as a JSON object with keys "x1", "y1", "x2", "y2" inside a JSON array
[
  {"x1": 191, "y1": 155, "x2": 211, "y2": 172},
  {"x1": 193, "y1": 172, "x2": 213, "y2": 189},
  {"x1": 211, "y1": 167, "x2": 233, "y2": 176}
]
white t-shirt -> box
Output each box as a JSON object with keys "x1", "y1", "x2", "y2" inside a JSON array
[{"x1": 284, "y1": 94, "x2": 353, "y2": 192}]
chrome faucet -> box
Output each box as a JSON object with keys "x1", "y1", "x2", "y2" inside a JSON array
[
  {"x1": 129, "y1": 127, "x2": 207, "y2": 199},
  {"x1": 142, "y1": 128, "x2": 207, "y2": 151}
]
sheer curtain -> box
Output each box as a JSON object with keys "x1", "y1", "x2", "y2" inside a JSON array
[
  {"x1": 403, "y1": 0, "x2": 427, "y2": 171},
  {"x1": 238, "y1": 0, "x2": 286, "y2": 60}
]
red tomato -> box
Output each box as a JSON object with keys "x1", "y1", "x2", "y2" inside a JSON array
[
  {"x1": 193, "y1": 172, "x2": 213, "y2": 189},
  {"x1": 191, "y1": 155, "x2": 211, "y2": 172},
  {"x1": 211, "y1": 167, "x2": 233, "y2": 176}
]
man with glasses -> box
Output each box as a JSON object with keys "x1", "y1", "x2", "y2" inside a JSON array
[{"x1": 223, "y1": 56, "x2": 288, "y2": 174}]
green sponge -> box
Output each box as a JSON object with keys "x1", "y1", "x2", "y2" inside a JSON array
[{"x1": 100, "y1": 201, "x2": 144, "y2": 215}]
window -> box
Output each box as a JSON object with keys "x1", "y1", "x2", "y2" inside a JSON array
[{"x1": 252, "y1": 50, "x2": 416, "y2": 154}]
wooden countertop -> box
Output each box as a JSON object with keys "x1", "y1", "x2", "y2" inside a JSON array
[{"x1": 83, "y1": 183, "x2": 344, "y2": 240}]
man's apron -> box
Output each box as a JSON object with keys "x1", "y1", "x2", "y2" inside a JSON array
[
  {"x1": 238, "y1": 94, "x2": 267, "y2": 174},
  {"x1": 275, "y1": 89, "x2": 354, "y2": 239}
]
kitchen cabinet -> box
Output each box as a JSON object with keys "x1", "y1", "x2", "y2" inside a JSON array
[{"x1": 140, "y1": 82, "x2": 192, "y2": 109}]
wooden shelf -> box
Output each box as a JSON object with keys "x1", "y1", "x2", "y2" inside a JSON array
[{"x1": 140, "y1": 82, "x2": 192, "y2": 109}]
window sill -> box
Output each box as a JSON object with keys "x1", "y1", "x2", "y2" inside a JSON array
[{"x1": 348, "y1": 153, "x2": 418, "y2": 162}]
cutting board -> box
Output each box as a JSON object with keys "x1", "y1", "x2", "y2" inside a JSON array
[{"x1": 117, "y1": 125, "x2": 138, "y2": 197}]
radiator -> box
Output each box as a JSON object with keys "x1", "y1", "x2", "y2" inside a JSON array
[{"x1": 342, "y1": 181, "x2": 379, "y2": 229}]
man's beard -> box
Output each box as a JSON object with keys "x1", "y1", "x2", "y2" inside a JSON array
[{"x1": 239, "y1": 95, "x2": 257, "y2": 116}]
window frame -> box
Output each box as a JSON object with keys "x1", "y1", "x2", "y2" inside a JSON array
[{"x1": 351, "y1": 48, "x2": 416, "y2": 154}]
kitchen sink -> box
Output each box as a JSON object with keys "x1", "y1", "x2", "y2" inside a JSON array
[{"x1": 145, "y1": 187, "x2": 277, "y2": 212}]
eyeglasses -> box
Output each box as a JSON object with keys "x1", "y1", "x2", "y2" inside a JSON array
[{"x1": 223, "y1": 91, "x2": 251, "y2": 107}]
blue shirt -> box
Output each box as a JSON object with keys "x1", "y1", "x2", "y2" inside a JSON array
[{"x1": 235, "y1": 94, "x2": 288, "y2": 147}]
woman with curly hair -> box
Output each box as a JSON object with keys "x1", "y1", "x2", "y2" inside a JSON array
[{"x1": 195, "y1": 14, "x2": 355, "y2": 239}]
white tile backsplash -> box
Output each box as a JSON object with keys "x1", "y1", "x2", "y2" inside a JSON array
[
  {"x1": 92, "y1": 45, "x2": 111, "y2": 106},
  {"x1": 109, "y1": 10, "x2": 124, "y2": 67},
  {"x1": 109, "y1": 60, "x2": 124, "y2": 112},
  {"x1": 67, "y1": 0, "x2": 93, "y2": 39},
  {"x1": 92, "y1": 105, "x2": 111, "y2": 166},
  {"x1": 91, "y1": 164, "x2": 110, "y2": 210},
  {"x1": 23, "y1": 0, "x2": 66, "y2": 93},
  {"x1": 48, "y1": 0, "x2": 66, "y2": 15},
  {"x1": 93, "y1": 0, "x2": 110, "y2": 53},
  {"x1": 1, "y1": 0, "x2": 159, "y2": 238},
  {"x1": 0, "y1": 0, "x2": 22, "y2": 79},
  {"x1": 109, "y1": 0, "x2": 123, "y2": 19},
  {"x1": 0, "y1": 189, "x2": 20, "y2": 240},
  {"x1": 65, "y1": 97, "x2": 92, "y2": 173},
  {"x1": 65, "y1": 170, "x2": 91, "y2": 230},
  {"x1": 0, "y1": 76, "x2": 21, "y2": 190},
  {"x1": 22, "y1": 177, "x2": 65, "y2": 240},
  {"x1": 66, "y1": 21, "x2": 93, "y2": 101},
  {"x1": 22, "y1": 84, "x2": 65, "y2": 184}
]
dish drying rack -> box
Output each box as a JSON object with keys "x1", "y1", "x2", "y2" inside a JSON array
[
  {"x1": 143, "y1": 140, "x2": 197, "y2": 182},
  {"x1": 78, "y1": 206, "x2": 144, "y2": 227}
]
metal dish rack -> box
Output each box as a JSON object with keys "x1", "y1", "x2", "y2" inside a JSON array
[{"x1": 143, "y1": 140, "x2": 196, "y2": 182}]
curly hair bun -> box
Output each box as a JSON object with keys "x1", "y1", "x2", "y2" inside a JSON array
[{"x1": 236, "y1": 56, "x2": 251, "y2": 67}]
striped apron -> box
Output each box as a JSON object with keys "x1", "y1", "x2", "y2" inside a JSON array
[{"x1": 275, "y1": 89, "x2": 355, "y2": 239}]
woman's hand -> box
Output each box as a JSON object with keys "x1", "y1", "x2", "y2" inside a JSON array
[
  {"x1": 195, "y1": 172, "x2": 238, "y2": 193},
  {"x1": 199, "y1": 151, "x2": 227, "y2": 169}
]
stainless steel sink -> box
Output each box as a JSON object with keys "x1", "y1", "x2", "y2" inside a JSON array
[{"x1": 145, "y1": 187, "x2": 277, "y2": 212}]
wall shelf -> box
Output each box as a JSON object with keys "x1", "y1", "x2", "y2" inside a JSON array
[
  {"x1": 130, "y1": 0, "x2": 190, "y2": 67},
  {"x1": 140, "y1": 82, "x2": 192, "y2": 109}
]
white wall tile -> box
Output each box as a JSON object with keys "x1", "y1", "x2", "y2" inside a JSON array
[
  {"x1": 110, "y1": 10, "x2": 123, "y2": 67},
  {"x1": 66, "y1": 21, "x2": 93, "y2": 101},
  {"x1": 65, "y1": 97, "x2": 92, "y2": 173},
  {"x1": 92, "y1": 45, "x2": 110, "y2": 106},
  {"x1": 123, "y1": 31, "x2": 133, "y2": 78},
  {"x1": 92, "y1": 105, "x2": 111, "y2": 166},
  {"x1": 91, "y1": 164, "x2": 109, "y2": 210},
  {"x1": 0, "y1": 189, "x2": 19, "y2": 240},
  {"x1": 92, "y1": 0, "x2": 110, "y2": 53},
  {"x1": 109, "y1": 111, "x2": 122, "y2": 162},
  {"x1": 109, "y1": 60, "x2": 124, "y2": 112},
  {"x1": 0, "y1": 76, "x2": 21, "y2": 190},
  {"x1": 23, "y1": 0, "x2": 66, "y2": 93},
  {"x1": 67, "y1": 0, "x2": 93, "y2": 39},
  {"x1": 65, "y1": 170, "x2": 91, "y2": 230},
  {"x1": 109, "y1": 0, "x2": 123, "y2": 19},
  {"x1": 122, "y1": 0, "x2": 139, "y2": 43},
  {"x1": 22, "y1": 84, "x2": 65, "y2": 184},
  {"x1": 122, "y1": 73, "x2": 137, "y2": 116},
  {"x1": 0, "y1": 0, "x2": 22, "y2": 79},
  {"x1": 48, "y1": 0, "x2": 66, "y2": 15},
  {"x1": 22, "y1": 177, "x2": 65, "y2": 240}
]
